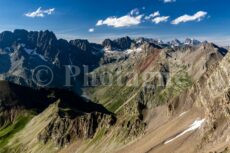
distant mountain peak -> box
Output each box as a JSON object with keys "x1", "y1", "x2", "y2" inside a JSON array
[
  {"x1": 168, "y1": 39, "x2": 182, "y2": 47},
  {"x1": 70, "y1": 39, "x2": 90, "y2": 51},
  {"x1": 184, "y1": 38, "x2": 201, "y2": 46},
  {"x1": 102, "y1": 36, "x2": 133, "y2": 51},
  {"x1": 135, "y1": 37, "x2": 164, "y2": 45}
]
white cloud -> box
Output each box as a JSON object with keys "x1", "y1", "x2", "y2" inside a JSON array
[
  {"x1": 152, "y1": 11, "x2": 160, "y2": 17},
  {"x1": 145, "y1": 11, "x2": 160, "y2": 20},
  {"x1": 96, "y1": 14, "x2": 143, "y2": 28},
  {"x1": 96, "y1": 20, "x2": 104, "y2": 26},
  {"x1": 152, "y1": 16, "x2": 169, "y2": 24},
  {"x1": 130, "y1": 8, "x2": 140, "y2": 16},
  {"x1": 89, "y1": 28, "x2": 94, "y2": 32},
  {"x1": 164, "y1": 0, "x2": 176, "y2": 3},
  {"x1": 25, "y1": 7, "x2": 55, "y2": 18},
  {"x1": 171, "y1": 11, "x2": 207, "y2": 25}
]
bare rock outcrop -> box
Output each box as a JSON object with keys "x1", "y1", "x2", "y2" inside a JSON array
[{"x1": 38, "y1": 104, "x2": 115, "y2": 147}]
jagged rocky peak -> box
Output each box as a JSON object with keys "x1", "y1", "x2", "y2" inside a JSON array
[
  {"x1": 167, "y1": 38, "x2": 204, "y2": 48},
  {"x1": 102, "y1": 38, "x2": 113, "y2": 49},
  {"x1": 135, "y1": 37, "x2": 164, "y2": 45},
  {"x1": 69, "y1": 39, "x2": 91, "y2": 51},
  {"x1": 141, "y1": 41, "x2": 162, "y2": 50},
  {"x1": 168, "y1": 39, "x2": 182, "y2": 47},
  {"x1": 38, "y1": 99, "x2": 115, "y2": 147},
  {"x1": 13, "y1": 29, "x2": 29, "y2": 43},
  {"x1": 0, "y1": 31, "x2": 15, "y2": 48},
  {"x1": 36, "y1": 30, "x2": 57, "y2": 45},
  {"x1": 19, "y1": 29, "x2": 57, "y2": 45},
  {"x1": 114, "y1": 36, "x2": 133, "y2": 49},
  {"x1": 69, "y1": 39, "x2": 103, "y2": 53},
  {"x1": 135, "y1": 37, "x2": 148, "y2": 44},
  {"x1": 102, "y1": 36, "x2": 164, "y2": 52},
  {"x1": 102, "y1": 36, "x2": 133, "y2": 51},
  {"x1": 0, "y1": 29, "x2": 106, "y2": 90},
  {"x1": 0, "y1": 29, "x2": 58, "y2": 53},
  {"x1": 202, "y1": 42, "x2": 228, "y2": 56},
  {"x1": 184, "y1": 38, "x2": 201, "y2": 46}
]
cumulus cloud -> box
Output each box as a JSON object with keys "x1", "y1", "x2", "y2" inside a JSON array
[
  {"x1": 152, "y1": 11, "x2": 160, "y2": 17},
  {"x1": 152, "y1": 16, "x2": 169, "y2": 24},
  {"x1": 95, "y1": 9, "x2": 171, "y2": 28},
  {"x1": 88, "y1": 28, "x2": 94, "y2": 32},
  {"x1": 171, "y1": 11, "x2": 207, "y2": 25},
  {"x1": 130, "y1": 8, "x2": 140, "y2": 16},
  {"x1": 145, "y1": 11, "x2": 160, "y2": 20},
  {"x1": 96, "y1": 20, "x2": 103, "y2": 26},
  {"x1": 164, "y1": 0, "x2": 176, "y2": 3},
  {"x1": 25, "y1": 7, "x2": 55, "y2": 18},
  {"x1": 96, "y1": 13, "x2": 143, "y2": 28}
]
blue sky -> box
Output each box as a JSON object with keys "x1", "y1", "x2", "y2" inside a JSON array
[{"x1": 0, "y1": 0, "x2": 229, "y2": 45}]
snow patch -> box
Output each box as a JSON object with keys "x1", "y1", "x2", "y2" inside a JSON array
[
  {"x1": 103, "y1": 47, "x2": 143, "y2": 54},
  {"x1": 24, "y1": 48, "x2": 34, "y2": 54},
  {"x1": 104, "y1": 47, "x2": 114, "y2": 53},
  {"x1": 36, "y1": 53, "x2": 47, "y2": 62},
  {"x1": 24, "y1": 48, "x2": 47, "y2": 62},
  {"x1": 179, "y1": 111, "x2": 188, "y2": 117},
  {"x1": 126, "y1": 47, "x2": 142, "y2": 54},
  {"x1": 164, "y1": 118, "x2": 205, "y2": 144}
]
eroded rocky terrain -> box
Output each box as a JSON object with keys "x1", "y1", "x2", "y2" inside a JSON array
[{"x1": 0, "y1": 29, "x2": 229, "y2": 153}]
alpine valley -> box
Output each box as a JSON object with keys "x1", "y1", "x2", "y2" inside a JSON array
[{"x1": 0, "y1": 29, "x2": 230, "y2": 153}]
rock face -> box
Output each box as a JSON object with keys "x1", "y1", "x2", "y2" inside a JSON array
[
  {"x1": 168, "y1": 39, "x2": 182, "y2": 47},
  {"x1": 165, "y1": 50, "x2": 230, "y2": 152},
  {"x1": 38, "y1": 109, "x2": 115, "y2": 147},
  {"x1": 0, "y1": 29, "x2": 105, "y2": 92},
  {"x1": 168, "y1": 47, "x2": 230, "y2": 117},
  {"x1": 102, "y1": 36, "x2": 133, "y2": 50},
  {"x1": 0, "y1": 29, "x2": 102, "y2": 65}
]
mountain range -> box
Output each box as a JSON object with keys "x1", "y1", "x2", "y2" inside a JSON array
[{"x1": 0, "y1": 29, "x2": 230, "y2": 153}]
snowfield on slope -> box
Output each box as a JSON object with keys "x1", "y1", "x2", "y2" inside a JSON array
[{"x1": 164, "y1": 118, "x2": 206, "y2": 144}]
